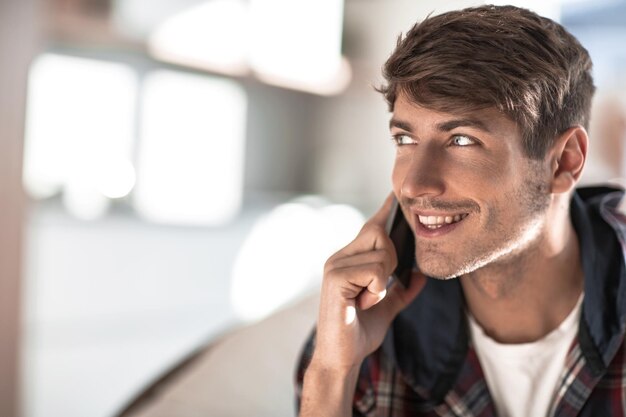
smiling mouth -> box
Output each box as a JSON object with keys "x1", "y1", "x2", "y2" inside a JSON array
[{"x1": 418, "y1": 213, "x2": 468, "y2": 230}]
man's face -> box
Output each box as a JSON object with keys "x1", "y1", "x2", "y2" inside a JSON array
[{"x1": 390, "y1": 93, "x2": 551, "y2": 279}]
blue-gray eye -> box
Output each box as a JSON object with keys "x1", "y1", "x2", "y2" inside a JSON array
[
  {"x1": 451, "y1": 135, "x2": 475, "y2": 146},
  {"x1": 392, "y1": 134, "x2": 416, "y2": 146}
]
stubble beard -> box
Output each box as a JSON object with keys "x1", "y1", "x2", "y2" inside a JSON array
[{"x1": 416, "y1": 164, "x2": 552, "y2": 280}]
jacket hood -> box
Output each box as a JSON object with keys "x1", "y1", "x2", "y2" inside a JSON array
[{"x1": 382, "y1": 185, "x2": 626, "y2": 404}]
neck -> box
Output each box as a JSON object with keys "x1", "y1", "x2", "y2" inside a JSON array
[{"x1": 460, "y1": 196, "x2": 584, "y2": 344}]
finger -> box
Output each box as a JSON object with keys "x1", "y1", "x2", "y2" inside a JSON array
[
  {"x1": 326, "y1": 262, "x2": 391, "y2": 299},
  {"x1": 373, "y1": 271, "x2": 427, "y2": 320},
  {"x1": 357, "y1": 288, "x2": 387, "y2": 310},
  {"x1": 327, "y1": 249, "x2": 397, "y2": 276}
]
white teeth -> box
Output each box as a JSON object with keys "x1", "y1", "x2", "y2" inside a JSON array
[{"x1": 418, "y1": 213, "x2": 468, "y2": 227}]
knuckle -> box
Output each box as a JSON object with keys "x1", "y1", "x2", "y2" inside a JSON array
[
  {"x1": 375, "y1": 249, "x2": 389, "y2": 263},
  {"x1": 324, "y1": 250, "x2": 345, "y2": 272},
  {"x1": 362, "y1": 222, "x2": 384, "y2": 236},
  {"x1": 361, "y1": 222, "x2": 384, "y2": 238},
  {"x1": 323, "y1": 257, "x2": 336, "y2": 272},
  {"x1": 372, "y1": 249, "x2": 393, "y2": 272},
  {"x1": 324, "y1": 265, "x2": 342, "y2": 282},
  {"x1": 360, "y1": 221, "x2": 374, "y2": 233},
  {"x1": 371, "y1": 262, "x2": 386, "y2": 278},
  {"x1": 390, "y1": 255, "x2": 398, "y2": 273}
]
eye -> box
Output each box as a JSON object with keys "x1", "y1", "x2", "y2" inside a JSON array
[
  {"x1": 391, "y1": 134, "x2": 417, "y2": 146},
  {"x1": 451, "y1": 135, "x2": 476, "y2": 146}
]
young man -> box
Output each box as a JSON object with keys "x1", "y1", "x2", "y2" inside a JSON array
[{"x1": 296, "y1": 5, "x2": 626, "y2": 417}]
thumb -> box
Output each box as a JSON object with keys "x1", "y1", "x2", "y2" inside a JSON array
[{"x1": 377, "y1": 271, "x2": 427, "y2": 321}]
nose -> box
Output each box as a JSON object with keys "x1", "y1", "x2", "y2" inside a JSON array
[{"x1": 396, "y1": 145, "x2": 446, "y2": 199}]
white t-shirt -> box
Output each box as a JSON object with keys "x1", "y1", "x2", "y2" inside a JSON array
[{"x1": 467, "y1": 294, "x2": 583, "y2": 417}]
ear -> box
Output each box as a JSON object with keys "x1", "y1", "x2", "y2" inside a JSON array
[{"x1": 549, "y1": 126, "x2": 588, "y2": 194}]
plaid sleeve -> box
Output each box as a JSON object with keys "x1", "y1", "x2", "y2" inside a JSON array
[
  {"x1": 294, "y1": 328, "x2": 437, "y2": 416},
  {"x1": 294, "y1": 327, "x2": 369, "y2": 417}
]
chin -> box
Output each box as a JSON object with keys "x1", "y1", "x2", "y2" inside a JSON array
[
  {"x1": 416, "y1": 261, "x2": 462, "y2": 280},
  {"x1": 417, "y1": 253, "x2": 492, "y2": 280}
]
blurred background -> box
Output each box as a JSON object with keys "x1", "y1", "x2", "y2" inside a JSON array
[{"x1": 2, "y1": 0, "x2": 626, "y2": 416}]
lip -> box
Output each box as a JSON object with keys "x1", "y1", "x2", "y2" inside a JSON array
[{"x1": 412, "y1": 213, "x2": 467, "y2": 238}]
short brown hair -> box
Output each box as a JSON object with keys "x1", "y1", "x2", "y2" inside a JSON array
[{"x1": 378, "y1": 5, "x2": 595, "y2": 159}]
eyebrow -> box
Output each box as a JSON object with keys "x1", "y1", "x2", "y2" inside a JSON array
[{"x1": 389, "y1": 117, "x2": 492, "y2": 133}]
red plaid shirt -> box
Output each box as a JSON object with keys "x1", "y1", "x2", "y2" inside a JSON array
[{"x1": 296, "y1": 187, "x2": 626, "y2": 416}]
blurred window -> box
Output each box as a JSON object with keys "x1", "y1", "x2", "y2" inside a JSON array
[
  {"x1": 142, "y1": 0, "x2": 349, "y2": 95},
  {"x1": 148, "y1": 0, "x2": 249, "y2": 75},
  {"x1": 135, "y1": 70, "x2": 247, "y2": 226},
  {"x1": 24, "y1": 53, "x2": 247, "y2": 225},
  {"x1": 24, "y1": 53, "x2": 137, "y2": 219},
  {"x1": 249, "y1": 0, "x2": 347, "y2": 94}
]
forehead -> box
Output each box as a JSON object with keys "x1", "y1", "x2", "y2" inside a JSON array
[{"x1": 391, "y1": 92, "x2": 520, "y2": 137}]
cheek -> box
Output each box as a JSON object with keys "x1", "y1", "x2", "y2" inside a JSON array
[{"x1": 459, "y1": 157, "x2": 514, "y2": 192}]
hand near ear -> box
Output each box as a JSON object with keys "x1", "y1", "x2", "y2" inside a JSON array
[
  {"x1": 299, "y1": 194, "x2": 426, "y2": 417},
  {"x1": 312, "y1": 194, "x2": 426, "y2": 372}
]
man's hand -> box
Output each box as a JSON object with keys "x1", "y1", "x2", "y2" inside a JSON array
[
  {"x1": 299, "y1": 194, "x2": 426, "y2": 417},
  {"x1": 313, "y1": 193, "x2": 426, "y2": 370}
]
